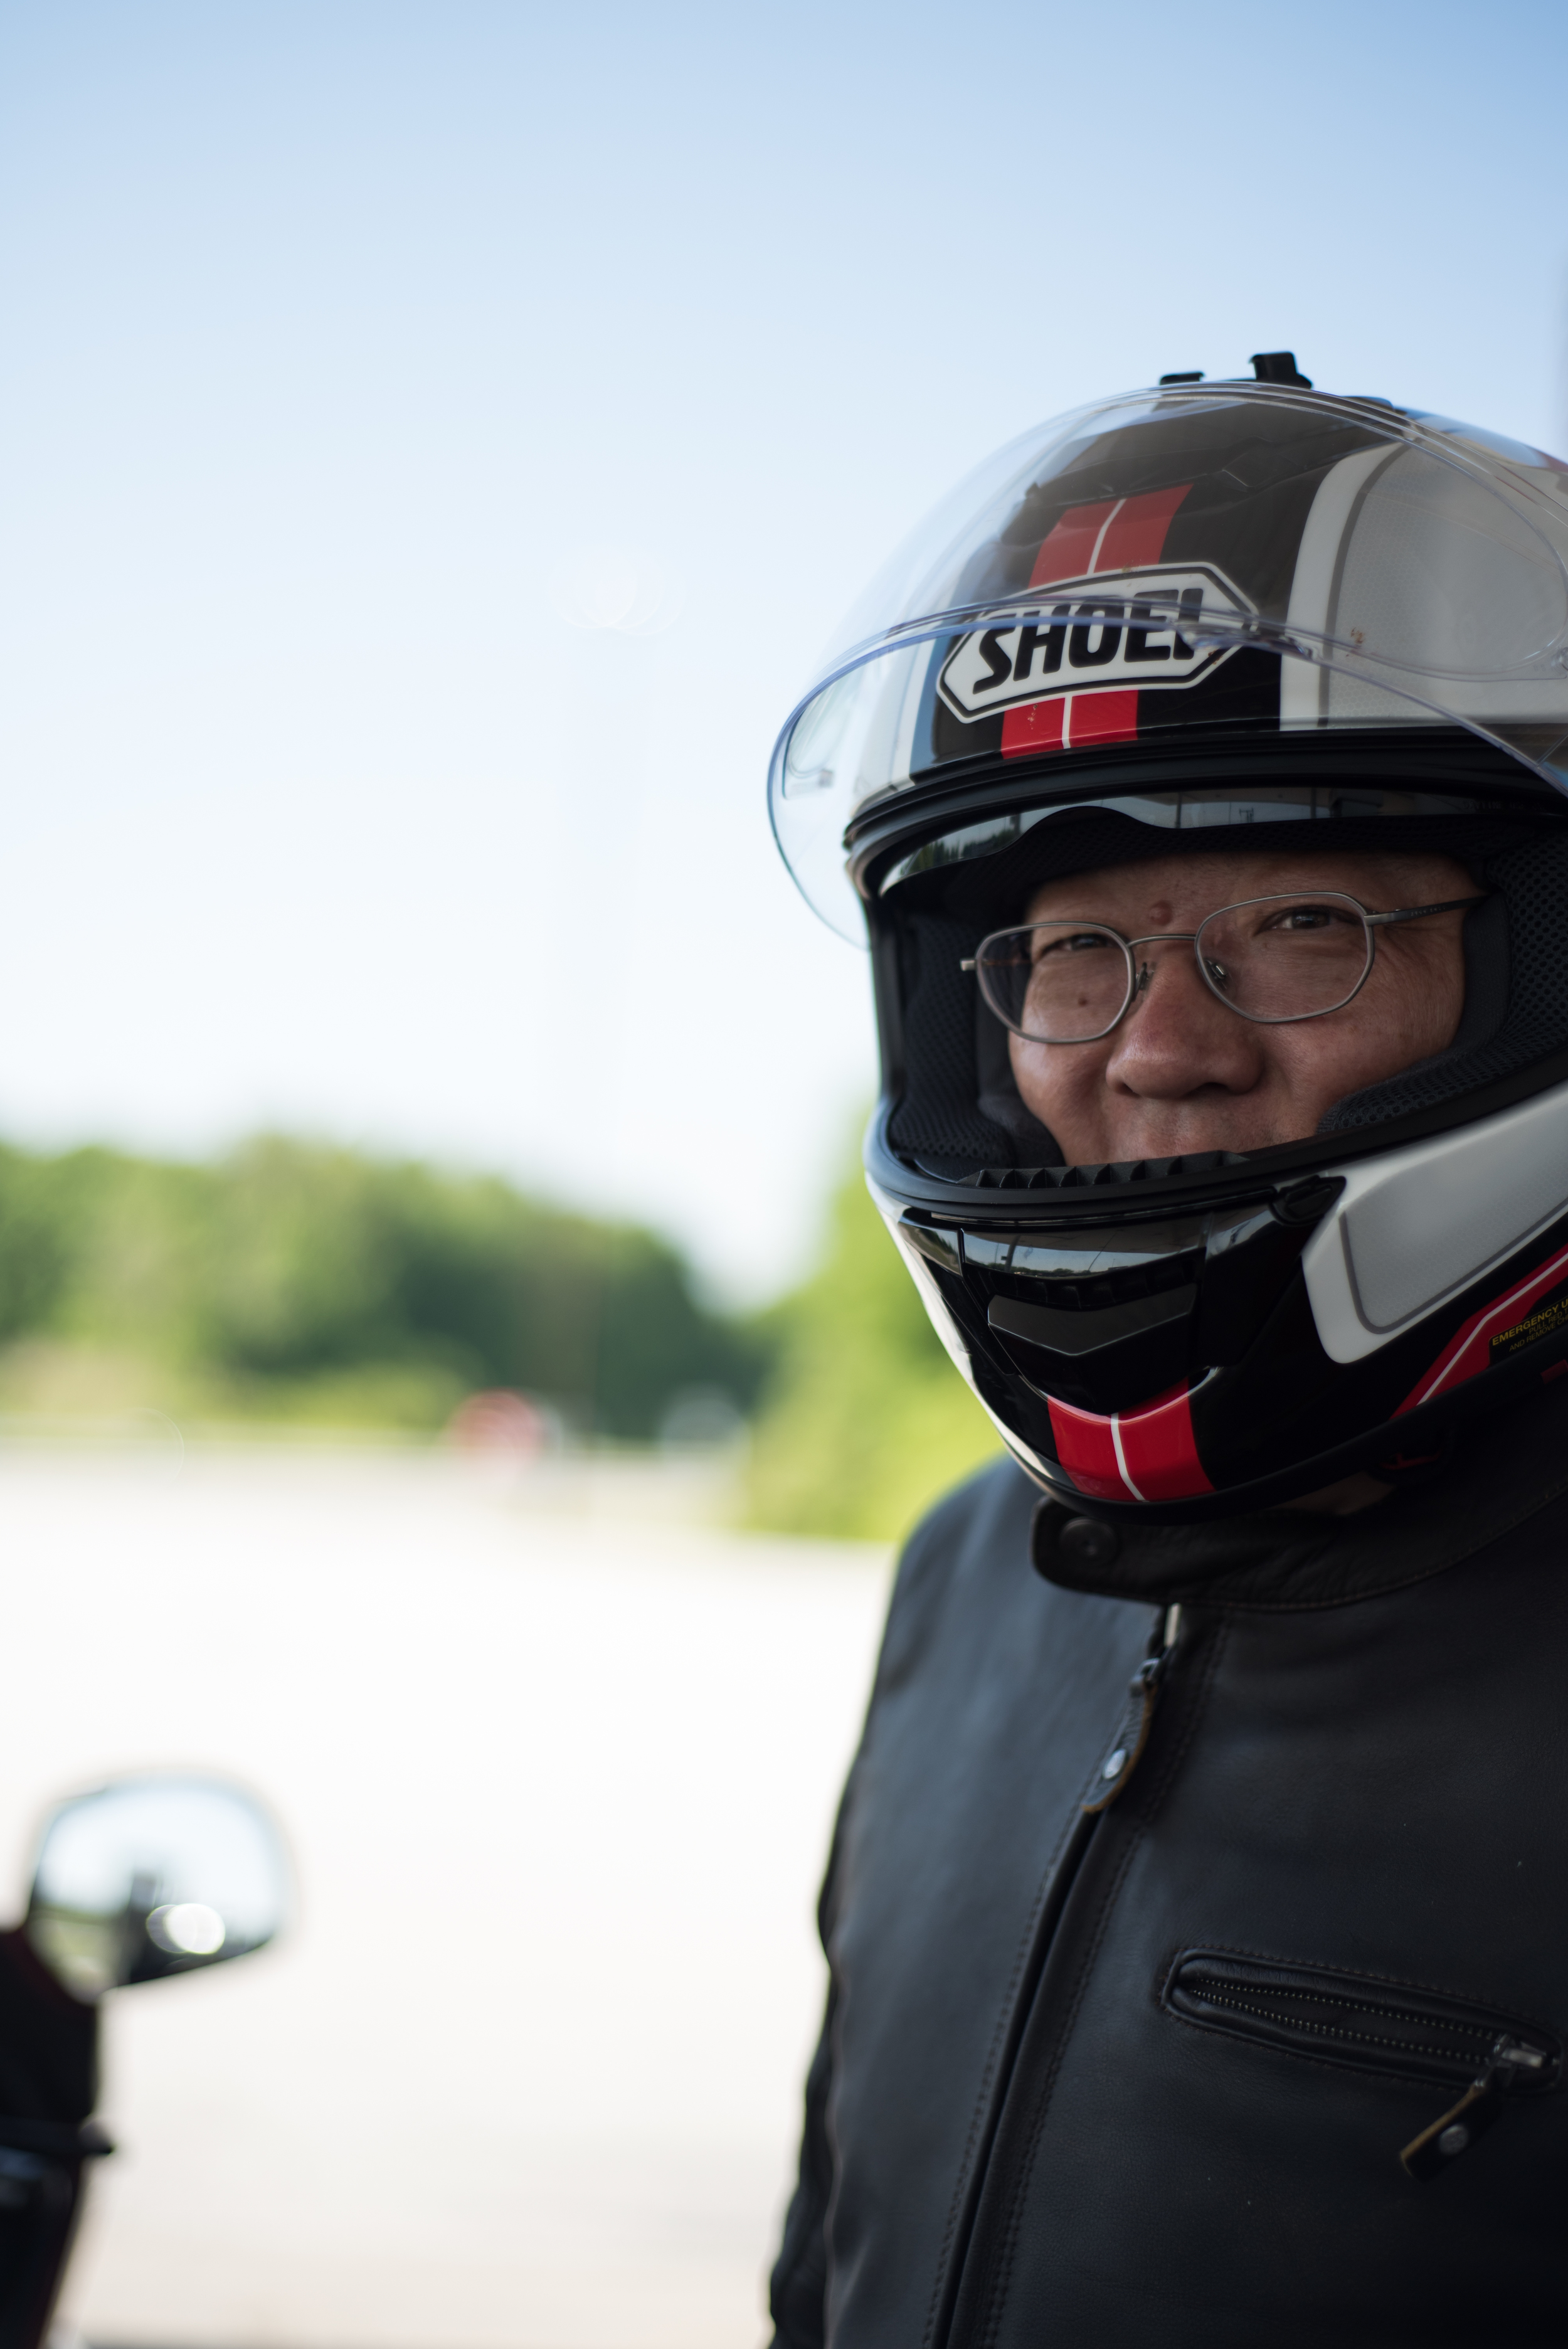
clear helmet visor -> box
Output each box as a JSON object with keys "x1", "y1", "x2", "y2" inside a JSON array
[{"x1": 770, "y1": 385, "x2": 1568, "y2": 940}]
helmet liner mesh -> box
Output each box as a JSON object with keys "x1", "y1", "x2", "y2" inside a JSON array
[{"x1": 1322, "y1": 834, "x2": 1568, "y2": 1130}]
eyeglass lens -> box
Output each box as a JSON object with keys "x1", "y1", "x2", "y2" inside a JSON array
[{"x1": 977, "y1": 893, "x2": 1375, "y2": 1042}]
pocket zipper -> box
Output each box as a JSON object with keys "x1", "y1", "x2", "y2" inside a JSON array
[
  {"x1": 1162, "y1": 1948, "x2": 1560, "y2": 2182},
  {"x1": 1397, "y1": 2036, "x2": 1551, "y2": 2180}
]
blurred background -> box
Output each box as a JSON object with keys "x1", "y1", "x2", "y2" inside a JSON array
[{"x1": 1, "y1": 1, "x2": 1565, "y2": 2341}]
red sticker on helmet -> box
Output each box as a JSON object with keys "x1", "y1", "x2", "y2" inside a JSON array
[
  {"x1": 1397, "y1": 1239, "x2": 1568, "y2": 1414},
  {"x1": 1047, "y1": 1384, "x2": 1213, "y2": 1503}
]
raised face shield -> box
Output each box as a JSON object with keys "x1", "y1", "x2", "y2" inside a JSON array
[{"x1": 770, "y1": 385, "x2": 1568, "y2": 941}]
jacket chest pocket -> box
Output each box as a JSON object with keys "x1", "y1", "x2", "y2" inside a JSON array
[{"x1": 1162, "y1": 1948, "x2": 1561, "y2": 2181}]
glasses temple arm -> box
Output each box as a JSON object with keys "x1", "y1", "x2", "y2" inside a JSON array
[{"x1": 1365, "y1": 894, "x2": 1489, "y2": 930}]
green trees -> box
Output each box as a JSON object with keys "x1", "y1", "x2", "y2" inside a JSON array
[
  {"x1": 744, "y1": 1155, "x2": 998, "y2": 1540},
  {"x1": 0, "y1": 1135, "x2": 763, "y2": 1437},
  {"x1": 0, "y1": 1130, "x2": 997, "y2": 1537}
]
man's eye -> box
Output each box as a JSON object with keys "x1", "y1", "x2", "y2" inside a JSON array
[
  {"x1": 1036, "y1": 930, "x2": 1113, "y2": 959},
  {"x1": 1264, "y1": 904, "x2": 1341, "y2": 934}
]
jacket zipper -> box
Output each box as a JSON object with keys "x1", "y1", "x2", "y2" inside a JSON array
[
  {"x1": 929, "y1": 1602, "x2": 1184, "y2": 2348},
  {"x1": 1083, "y1": 1603, "x2": 1182, "y2": 1813},
  {"x1": 1162, "y1": 1948, "x2": 1561, "y2": 2180}
]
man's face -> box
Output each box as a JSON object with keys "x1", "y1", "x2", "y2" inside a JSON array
[{"x1": 1007, "y1": 847, "x2": 1476, "y2": 1166}]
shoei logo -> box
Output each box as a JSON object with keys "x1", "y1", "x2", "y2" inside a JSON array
[{"x1": 937, "y1": 565, "x2": 1254, "y2": 721}]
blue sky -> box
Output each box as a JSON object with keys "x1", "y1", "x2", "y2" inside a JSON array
[{"x1": 3, "y1": 0, "x2": 1565, "y2": 1294}]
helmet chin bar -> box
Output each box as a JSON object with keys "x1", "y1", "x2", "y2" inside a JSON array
[{"x1": 870, "y1": 1070, "x2": 1568, "y2": 1522}]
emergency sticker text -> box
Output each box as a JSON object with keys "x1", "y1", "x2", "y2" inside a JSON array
[{"x1": 1490, "y1": 1288, "x2": 1568, "y2": 1363}]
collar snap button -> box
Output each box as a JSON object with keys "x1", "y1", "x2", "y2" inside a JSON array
[{"x1": 1059, "y1": 1516, "x2": 1121, "y2": 1570}]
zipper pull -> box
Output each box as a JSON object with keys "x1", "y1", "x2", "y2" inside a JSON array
[
  {"x1": 1400, "y1": 2037, "x2": 1549, "y2": 2180},
  {"x1": 1083, "y1": 1604, "x2": 1182, "y2": 1814}
]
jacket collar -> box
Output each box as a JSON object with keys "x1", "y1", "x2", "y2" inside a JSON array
[{"x1": 1032, "y1": 1383, "x2": 1568, "y2": 1613}]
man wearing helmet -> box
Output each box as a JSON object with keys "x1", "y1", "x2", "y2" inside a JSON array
[{"x1": 768, "y1": 363, "x2": 1568, "y2": 2344}]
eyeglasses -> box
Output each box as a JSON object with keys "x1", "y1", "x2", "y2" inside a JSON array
[{"x1": 962, "y1": 889, "x2": 1486, "y2": 1044}]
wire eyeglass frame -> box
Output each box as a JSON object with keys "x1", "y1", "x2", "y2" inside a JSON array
[{"x1": 960, "y1": 890, "x2": 1486, "y2": 1044}]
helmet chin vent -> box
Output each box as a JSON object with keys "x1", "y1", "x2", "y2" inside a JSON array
[{"x1": 940, "y1": 1150, "x2": 1252, "y2": 1191}]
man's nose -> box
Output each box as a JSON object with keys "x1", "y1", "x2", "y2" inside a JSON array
[{"x1": 1104, "y1": 938, "x2": 1265, "y2": 1097}]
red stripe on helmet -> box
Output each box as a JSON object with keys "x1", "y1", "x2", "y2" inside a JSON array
[
  {"x1": 1066, "y1": 689, "x2": 1139, "y2": 748},
  {"x1": 1096, "y1": 482, "x2": 1190, "y2": 569},
  {"x1": 1045, "y1": 1396, "x2": 1126, "y2": 1500},
  {"x1": 1000, "y1": 696, "x2": 1066, "y2": 756},
  {"x1": 1026, "y1": 501, "x2": 1119, "y2": 589},
  {"x1": 1396, "y1": 1240, "x2": 1568, "y2": 1414},
  {"x1": 1047, "y1": 1382, "x2": 1212, "y2": 1503},
  {"x1": 1001, "y1": 485, "x2": 1192, "y2": 760}
]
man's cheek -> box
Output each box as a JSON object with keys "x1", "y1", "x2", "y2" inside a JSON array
[{"x1": 1015, "y1": 1046, "x2": 1074, "y2": 1094}]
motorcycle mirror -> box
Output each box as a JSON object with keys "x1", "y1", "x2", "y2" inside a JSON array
[{"x1": 23, "y1": 1774, "x2": 289, "y2": 2000}]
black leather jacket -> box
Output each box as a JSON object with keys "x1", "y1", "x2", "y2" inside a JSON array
[{"x1": 770, "y1": 1386, "x2": 1568, "y2": 2347}]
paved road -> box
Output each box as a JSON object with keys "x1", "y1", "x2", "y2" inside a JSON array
[{"x1": 0, "y1": 1445, "x2": 890, "y2": 2349}]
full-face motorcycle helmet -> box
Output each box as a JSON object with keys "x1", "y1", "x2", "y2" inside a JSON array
[{"x1": 769, "y1": 360, "x2": 1568, "y2": 1519}]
